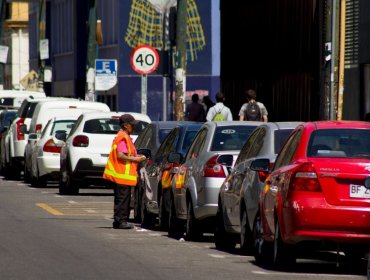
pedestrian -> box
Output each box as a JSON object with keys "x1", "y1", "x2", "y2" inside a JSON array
[
  {"x1": 185, "y1": 93, "x2": 205, "y2": 121},
  {"x1": 239, "y1": 89, "x2": 268, "y2": 122},
  {"x1": 206, "y1": 91, "x2": 233, "y2": 121},
  {"x1": 103, "y1": 114, "x2": 147, "y2": 229},
  {"x1": 202, "y1": 95, "x2": 215, "y2": 114}
]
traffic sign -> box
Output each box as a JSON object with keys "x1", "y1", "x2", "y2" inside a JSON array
[
  {"x1": 130, "y1": 45, "x2": 159, "y2": 75},
  {"x1": 95, "y1": 59, "x2": 117, "y2": 91}
]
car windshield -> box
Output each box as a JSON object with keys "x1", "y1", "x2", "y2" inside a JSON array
[
  {"x1": 307, "y1": 129, "x2": 370, "y2": 158},
  {"x1": 181, "y1": 130, "x2": 198, "y2": 153},
  {"x1": 51, "y1": 120, "x2": 76, "y2": 136},
  {"x1": 132, "y1": 121, "x2": 149, "y2": 135},
  {"x1": 211, "y1": 125, "x2": 257, "y2": 151}
]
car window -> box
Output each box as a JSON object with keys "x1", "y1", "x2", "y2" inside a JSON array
[
  {"x1": 235, "y1": 127, "x2": 261, "y2": 164},
  {"x1": 40, "y1": 119, "x2": 53, "y2": 138},
  {"x1": 211, "y1": 125, "x2": 257, "y2": 151},
  {"x1": 156, "y1": 128, "x2": 179, "y2": 157},
  {"x1": 186, "y1": 128, "x2": 207, "y2": 160},
  {"x1": 83, "y1": 118, "x2": 120, "y2": 134},
  {"x1": 247, "y1": 127, "x2": 266, "y2": 158},
  {"x1": 26, "y1": 102, "x2": 39, "y2": 118},
  {"x1": 158, "y1": 128, "x2": 173, "y2": 143},
  {"x1": 51, "y1": 120, "x2": 76, "y2": 136},
  {"x1": 274, "y1": 129, "x2": 302, "y2": 169},
  {"x1": 135, "y1": 124, "x2": 151, "y2": 148},
  {"x1": 274, "y1": 129, "x2": 294, "y2": 154},
  {"x1": 67, "y1": 115, "x2": 83, "y2": 138},
  {"x1": 307, "y1": 129, "x2": 370, "y2": 158},
  {"x1": 181, "y1": 130, "x2": 198, "y2": 154},
  {"x1": 132, "y1": 121, "x2": 149, "y2": 135}
]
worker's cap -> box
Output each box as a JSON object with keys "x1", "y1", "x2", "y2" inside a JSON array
[{"x1": 119, "y1": 114, "x2": 139, "y2": 125}]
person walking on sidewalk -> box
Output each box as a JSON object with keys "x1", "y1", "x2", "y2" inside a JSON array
[
  {"x1": 103, "y1": 114, "x2": 147, "y2": 229},
  {"x1": 239, "y1": 89, "x2": 268, "y2": 122},
  {"x1": 206, "y1": 91, "x2": 233, "y2": 121},
  {"x1": 185, "y1": 93, "x2": 205, "y2": 121}
]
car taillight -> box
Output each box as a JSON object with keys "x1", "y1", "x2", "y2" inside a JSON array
[
  {"x1": 16, "y1": 118, "x2": 25, "y2": 140},
  {"x1": 35, "y1": 124, "x2": 42, "y2": 134},
  {"x1": 43, "y1": 139, "x2": 62, "y2": 153},
  {"x1": 72, "y1": 135, "x2": 89, "y2": 147},
  {"x1": 257, "y1": 162, "x2": 274, "y2": 183},
  {"x1": 203, "y1": 155, "x2": 226, "y2": 178},
  {"x1": 290, "y1": 162, "x2": 321, "y2": 192}
]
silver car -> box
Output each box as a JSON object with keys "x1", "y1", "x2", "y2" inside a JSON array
[
  {"x1": 215, "y1": 122, "x2": 301, "y2": 252},
  {"x1": 168, "y1": 121, "x2": 262, "y2": 240}
]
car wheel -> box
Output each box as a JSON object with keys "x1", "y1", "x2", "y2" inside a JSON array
[
  {"x1": 168, "y1": 193, "x2": 184, "y2": 239},
  {"x1": 253, "y1": 213, "x2": 273, "y2": 264},
  {"x1": 185, "y1": 199, "x2": 202, "y2": 241},
  {"x1": 214, "y1": 201, "x2": 237, "y2": 251},
  {"x1": 273, "y1": 221, "x2": 295, "y2": 266},
  {"x1": 133, "y1": 186, "x2": 141, "y2": 223},
  {"x1": 159, "y1": 192, "x2": 169, "y2": 230},
  {"x1": 240, "y1": 206, "x2": 253, "y2": 255},
  {"x1": 59, "y1": 164, "x2": 79, "y2": 195},
  {"x1": 140, "y1": 189, "x2": 155, "y2": 228}
]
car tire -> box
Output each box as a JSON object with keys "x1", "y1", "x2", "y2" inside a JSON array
[
  {"x1": 159, "y1": 191, "x2": 169, "y2": 230},
  {"x1": 253, "y1": 212, "x2": 273, "y2": 264},
  {"x1": 214, "y1": 202, "x2": 237, "y2": 251},
  {"x1": 168, "y1": 193, "x2": 184, "y2": 239},
  {"x1": 185, "y1": 199, "x2": 202, "y2": 241},
  {"x1": 273, "y1": 221, "x2": 295, "y2": 267},
  {"x1": 240, "y1": 206, "x2": 253, "y2": 255},
  {"x1": 59, "y1": 162, "x2": 79, "y2": 195},
  {"x1": 140, "y1": 189, "x2": 155, "y2": 228}
]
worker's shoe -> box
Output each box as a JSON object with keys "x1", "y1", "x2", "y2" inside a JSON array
[{"x1": 113, "y1": 222, "x2": 134, "y2": 229}]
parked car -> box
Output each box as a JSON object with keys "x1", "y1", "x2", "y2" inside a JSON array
[
  {"x1": 0, "y1": 90, "x2": 46, "y2": 110},
  {"x1": 167, "y1": 121, "x2": 262, "y2": 240},
  {"x1": 23, "y1": 99, "x2": 111, "y2": 182},
  {"x1": 59, "y1": 111, "x2": 151, "y2": 195},
  {"x1": 29, "y1": 116, "x2": 79, "y2": 187},
  {"x1": 4, "y1": 97, "x2": 66, "y2": 179},
  {"x1": 0, "y1": 109, "x2": 17, "y2": 142},
  {"x1": 215, "y1": 122, "x2": 301, "y2": 252},
  {"x1": 137, "y1": 122, "x2": 203, "y2": 228},
  {"x1": 135, "y1": 121, "x2": 181, "y2": 155},
  {"x1": 254, "y1": 121, "x2": 370, "y2": 266}
]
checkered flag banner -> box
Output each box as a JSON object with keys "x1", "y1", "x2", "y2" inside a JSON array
[{"x1": 125, "y1": 0, "x2": 205, "y2": 61}]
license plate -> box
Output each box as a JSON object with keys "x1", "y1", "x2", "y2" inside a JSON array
[{"x1": 349, "y1": 184, "x2": 370, "y2": 198}]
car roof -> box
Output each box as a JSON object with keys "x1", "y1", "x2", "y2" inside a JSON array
[
  {"x1": 305, "y1": 120, "x2": 370, "y2": 130},
  {"x1": 262, "y1": 121, "x2": 303, "y2": 130},
  {"x1": 79, "y1": 111, "x2": 151, "y2": 123}
]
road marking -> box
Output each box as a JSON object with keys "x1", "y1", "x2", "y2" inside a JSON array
[
  {"x1": 208, "y1": 254, "x2": 225, "y2": 259},
  {"x1": 36, "y1": 203, "x2": 64, "y2": 216},
  {"x1": 251, "y1": 270, "x2": 364, "y2": 278},
  {"x1": 36, "y1": 201, "x2": 113, "y2": 216}
]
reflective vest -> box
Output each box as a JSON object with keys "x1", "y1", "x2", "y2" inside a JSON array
[
  {"x1": 175, "y1": 166, "x2": 187, "y2": 189},
  {"x1": 103, "y1": 130, "x2": 138, "y2": 186}
]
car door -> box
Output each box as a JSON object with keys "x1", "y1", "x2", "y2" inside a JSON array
[{"x1": 224, "y1": 128, "x2": 262, "y2": 226}]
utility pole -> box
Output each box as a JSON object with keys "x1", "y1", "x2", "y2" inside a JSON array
[
  {"x1": 38, "y1": 0, "x2": 46, "y2": 92},
  {"x1": 85, "y1": 0, "x2": 97, "y2": 101},
  {"x1": 174, "y1": 0, "x2": 187, "y2": 121}
]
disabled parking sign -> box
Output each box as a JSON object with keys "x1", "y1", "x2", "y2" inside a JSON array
[{"x1": 95, "y1": 59, "x2": 117, "y2": 91}]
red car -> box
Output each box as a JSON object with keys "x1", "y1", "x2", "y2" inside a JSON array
[{"x1": 254, "y1": 121, "x2": 370, "y2": 266}]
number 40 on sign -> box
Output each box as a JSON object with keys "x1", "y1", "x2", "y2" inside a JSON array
[{"x1": 130, "y1": 45, "x2": 159, "y2": 75}]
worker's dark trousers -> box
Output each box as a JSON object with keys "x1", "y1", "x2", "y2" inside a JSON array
[{"x1": 113, "y1": 184, "x2": 131, "y2": 225}]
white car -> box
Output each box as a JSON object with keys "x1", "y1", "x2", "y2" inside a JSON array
[
  {"x1": 59, "y1": 111, "x2": 151, "y2": 195},
  {"x1": 5, "y1": 96, "x2": 74, "y2": 179},
  {"x1": 29, "y1": 116, "x2": 79, "y2": 187},
  {"x1": 23, "y1": 99, "x2": 111, "y2": 182}
]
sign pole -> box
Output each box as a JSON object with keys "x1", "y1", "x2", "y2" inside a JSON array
[{"x1": 141, "y1": 74, "x2": 147, "y2": 115}]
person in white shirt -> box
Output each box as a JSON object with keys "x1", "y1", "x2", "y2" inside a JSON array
[{"x1": 206, "y1": 91, "x2": 233, "y2": 121}]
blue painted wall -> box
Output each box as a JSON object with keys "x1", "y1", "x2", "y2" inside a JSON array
[{"x1": 118, "y1": 0, "x2": 220, "y2": 120}]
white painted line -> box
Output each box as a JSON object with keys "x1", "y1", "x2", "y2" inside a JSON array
[
  {"x1": 208, "y1": 254, "x2": 225, "y2": 259},
  {"x1": 68, "y1": 201, "x2": 77, "y2": 204},
  {"x1": 251, "y1": 270, "x2": 363, "y2": 278}
]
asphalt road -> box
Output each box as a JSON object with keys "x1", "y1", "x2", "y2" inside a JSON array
[{"x1": 0, "y1": 177, "x2": 367, "y2": 280}]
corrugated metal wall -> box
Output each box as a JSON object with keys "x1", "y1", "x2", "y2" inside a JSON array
[{"x1": 220, "y1": 0, "x2": 320, "y2": 121}]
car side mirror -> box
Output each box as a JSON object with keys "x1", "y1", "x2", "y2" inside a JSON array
[
  {"x1": 55, "y1": 130, "x2": 67, "y2": 142},
  {"x1": 138, "y1": 148, "x2": 151, "y2": 159},
  {"x1": 168, "y1": 152, "x2": 182, "y2": 164},
  {"x1": 20, "y1": 124, "x2": 28, "y2": 134},
  {"x1": 250, "y1": 158, "x2": 270, "y2": 172},
  {"x1": 217, "y1": 154, "x2": 233, "y2": 167}
]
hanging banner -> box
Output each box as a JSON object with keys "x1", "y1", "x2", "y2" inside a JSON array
[{"x1": 40, "y1": 39, "x2": 49, "y2": 60}]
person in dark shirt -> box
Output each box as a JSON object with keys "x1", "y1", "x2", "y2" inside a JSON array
[
  {"x1": 202, "y1": 95, "x2": 215, "y2": 114},
  {"x1": 185, "y1": 93, "x2": 205, "y2": 121}
]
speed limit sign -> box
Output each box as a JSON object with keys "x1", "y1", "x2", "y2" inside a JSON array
[{"x1": 130, "y1": 45, "x2": 159, "y2": 75}]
